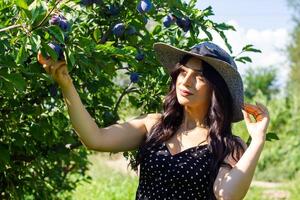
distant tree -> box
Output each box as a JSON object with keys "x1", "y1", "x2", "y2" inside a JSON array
[
  {"x1": 286, "y1": 0, "x2": 300, "y2": 111},
  {"x1": 243, "y1": 66, "x2": 278, "y2": 101}
]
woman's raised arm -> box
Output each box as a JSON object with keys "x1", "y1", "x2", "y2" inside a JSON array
[{"x1": 37, "y1": 52, "x2": 153, "y2": 152}]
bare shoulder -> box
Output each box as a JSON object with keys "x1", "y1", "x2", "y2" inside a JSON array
[
  {"x1": 144, "y1": 113, "x2": 162, "y2": 134},
  {"x1": 147, "y1": 113, "x2": 162, "y2": 120}
]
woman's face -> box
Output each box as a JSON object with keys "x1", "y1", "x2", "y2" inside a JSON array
[{"x1": 176, "y1": 57, "x2": 212, "y2": 108}]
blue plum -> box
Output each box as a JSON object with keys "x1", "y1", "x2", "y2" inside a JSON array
[
  {"x1": 49, "y1": 14, "x2": 70, "y2": 32},
  {"x1": 136, "y1": 0, "x2": 152, "y2": 13},
  {"x1": 112, "y1": 23, "x2": 125, "y2": 37},
  {"x1": 163, "y1": 14, "x2": 175, "y2": 28},
  {"x1": 135, "y1": 52, "x2": 144, "y2": 61},
  {"x1": 130, "y1": 72, "x2": 140, "y2": 83},
  {"x1": 176, "y1": 17, "x2": 191, "y2": 32},
  {"x1": 107, "y1": 5, "x2": 120, "y2": 16},
  {"x1": 49, "y1": 15, "x2": 60, "y2": 25},
  {"x1": 59, "y1": 19, "x2": 70, "y2": 32},
  {"x1": 49, "y1": 84, "x2": 58, "y2": 97},
  {"x1": 48, "y1": 42, "x2": 64, "y2": 60}
]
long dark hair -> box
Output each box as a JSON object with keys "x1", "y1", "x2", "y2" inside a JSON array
[{"x1": 131, "y1": 54, "x2": 246, "y2": 199}]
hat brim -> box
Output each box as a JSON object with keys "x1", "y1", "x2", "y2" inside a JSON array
[{"x1": 153, "y1": 42, "x2": 244, "y2": 122}]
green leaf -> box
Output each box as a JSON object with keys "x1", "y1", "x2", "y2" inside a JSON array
[
  {"x1": 0, "y1": 73, "x2": 26, "y2": 92},
  {"x1": 28, "y1": 0, "x2": 47, "y2": 26},
  {"x1": 235, "y1": 56, "x2": 252, "y2": 63},
  {"x1": 248, "y1": 48, "x2": 261, "y2": 53},
  {"x1": 242, "y1": 44, "x2": 262, "y2": 53},
  {"x1": 202, "y1": 6, "x2": 214, "y2": 16},
  {"x1": 167, "y1": 0, "x2": 182, "y2": 8},
  {"x1": 201, "y1": 26, "x2": 213, "y2": 40},
  {"x1": 15, "y1": 0, "x2": 28, "y2": 10},
  {"x1": 48, "y1": 25, "x2": 65, "y2": 44},
  {"x1": 242, "y1": 44, "x2": 254, "y2": 51},
  {"x1": 152, "y1": 25, "x2": 161, "y2": 35},
  {"x1": 266, "y1": 132, "x2": 280, "y2": 141},
  {"x1": 0, "y1": 144, "x2": 10, "y2": 170},
  {"x1": 42, "y1": 42, "x2": 58, "y2": 61},
  {"x1": 188, "y1": 0, "x2": 197, "y2": 7},
  {"x1": 29, "y1": 34, "x2": 41, "y2": 52},
  {"x1": 219, "y1": 31, "x2": 232, "y2": 53},
  {"x1": 215, "y1": 22, "x2": 236, "y2": 31},
  {"x1": 16, "y1": 44, "x2": 26, "y2": 64},
  {"x1": 66, "y1": 48, "x2": 75, "y2": 71},
  {"x1": 93, "y1": 28, "x2": 101, "y2": 42}
]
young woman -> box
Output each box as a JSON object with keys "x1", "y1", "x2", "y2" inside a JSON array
[{"x1": 38, "y1": 41, "x2": 270, "y2": 200}]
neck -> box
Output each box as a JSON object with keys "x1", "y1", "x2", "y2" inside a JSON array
[{"x1": 183, "y1": 104, "x2": 209, "y2": 130}]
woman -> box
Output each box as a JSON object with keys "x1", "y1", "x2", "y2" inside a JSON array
[{"x1": 38, "y1": 41, "x2": 270, "y2": 200}]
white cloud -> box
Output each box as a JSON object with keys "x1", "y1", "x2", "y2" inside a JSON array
[{"x1": 198, "y1": 19, "x2": 292, "y2": 88}]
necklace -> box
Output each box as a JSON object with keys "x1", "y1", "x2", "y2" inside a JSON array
[{"x1": 179, "y1": 117, "x2": 208, "y2": 147}]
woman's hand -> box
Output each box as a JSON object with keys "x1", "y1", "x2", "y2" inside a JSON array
[
  {"x1": 241, "y1": 102, "x2": 270, "y2": 143},
  {"x1": 37, "y1": 51, "x2": 73, "y2": 90}
]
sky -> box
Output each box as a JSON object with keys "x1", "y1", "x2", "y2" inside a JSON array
[{"x1": 191, "y1": 0, "x2": 296, "y2": 88}]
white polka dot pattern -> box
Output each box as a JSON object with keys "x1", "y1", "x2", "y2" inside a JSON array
[{"x1": 135, "y1": 142, "x2": 214, "y2": 200}]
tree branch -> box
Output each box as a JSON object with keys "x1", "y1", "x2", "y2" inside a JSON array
[{"x1": 0, "y1": 24, "x2": 24, "y2": 32}]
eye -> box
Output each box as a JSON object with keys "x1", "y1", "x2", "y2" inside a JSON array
[
  {"x1": 196, "y1": 70, "x2": 204, "y2": 77},
  {"x1": 179, "y1": 68, "x2": 186, "y2": 74}
]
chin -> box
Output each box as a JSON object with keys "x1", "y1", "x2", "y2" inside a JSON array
[{"x1": 177, "y1": 94, "x2": 192, "y2": 105}]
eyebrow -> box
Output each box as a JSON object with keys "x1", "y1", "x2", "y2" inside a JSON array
[{"x1": 180, "y1": 66, "x2": 203, "y2": 73}]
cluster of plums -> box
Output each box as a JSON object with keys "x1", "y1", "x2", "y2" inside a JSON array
[
  {"x1": 46, "y1": 0, "x2": 188, "y2": 83},
  {"x1": 47, "y1": 14, "x2": 71, "y2": 60},
  {"x1": 163, "y1": 13, "x2": 191, "y2": 32}
]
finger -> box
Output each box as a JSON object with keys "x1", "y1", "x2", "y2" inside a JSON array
[
  {"x1": 43, "y1": 64, "x2": 50, "y2": 74},
  {"x1": 49, "y1": 60, "x2": 66, "y2": 75},
  {"x1": 38, "y1": 51, "x2": 52, "y2": 66},
  {"x1": 255, "y1": 102, "x2": 266, "y2": 115},
  {"x1": 49, "y1": 65, "x2": 54, "y2": 75},
  {"x1": 255, "y1": 113, "x2": 265, "y2": 122},
  {"x1": 256, "y1": 102, "x2": 269, "y2": 115},
  {"x1": 243, "y1": 104, "x2": 261, "y2": 115},
  {"x1": 242, "y1": 109, "x2": 252, "y2": 124},
  {"x1": 54, "y1": 62, "x2": 67, "y2": 77},
  {"x1": 256, "y1": 103, "x2": 270, "y2": 123},
  {"x1": 56, "y1": 63, "x2": 65, "y2": 75}
]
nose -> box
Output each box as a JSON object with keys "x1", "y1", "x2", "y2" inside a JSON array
[{"x1": 181, "y1": 71, "x2": 194, "y2": 86}]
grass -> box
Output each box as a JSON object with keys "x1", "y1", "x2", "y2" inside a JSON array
[{"x1": 67, "y1": 153, "x2": 139, "y2": 200}]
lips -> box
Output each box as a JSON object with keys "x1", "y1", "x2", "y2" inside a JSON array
[{"x1": 179, "y1": 89, "x2": 193, "y2": 95}]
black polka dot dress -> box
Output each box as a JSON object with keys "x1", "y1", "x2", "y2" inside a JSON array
[{"x1": 135, "y1": 141, "x2": 215, "y2": 200}]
